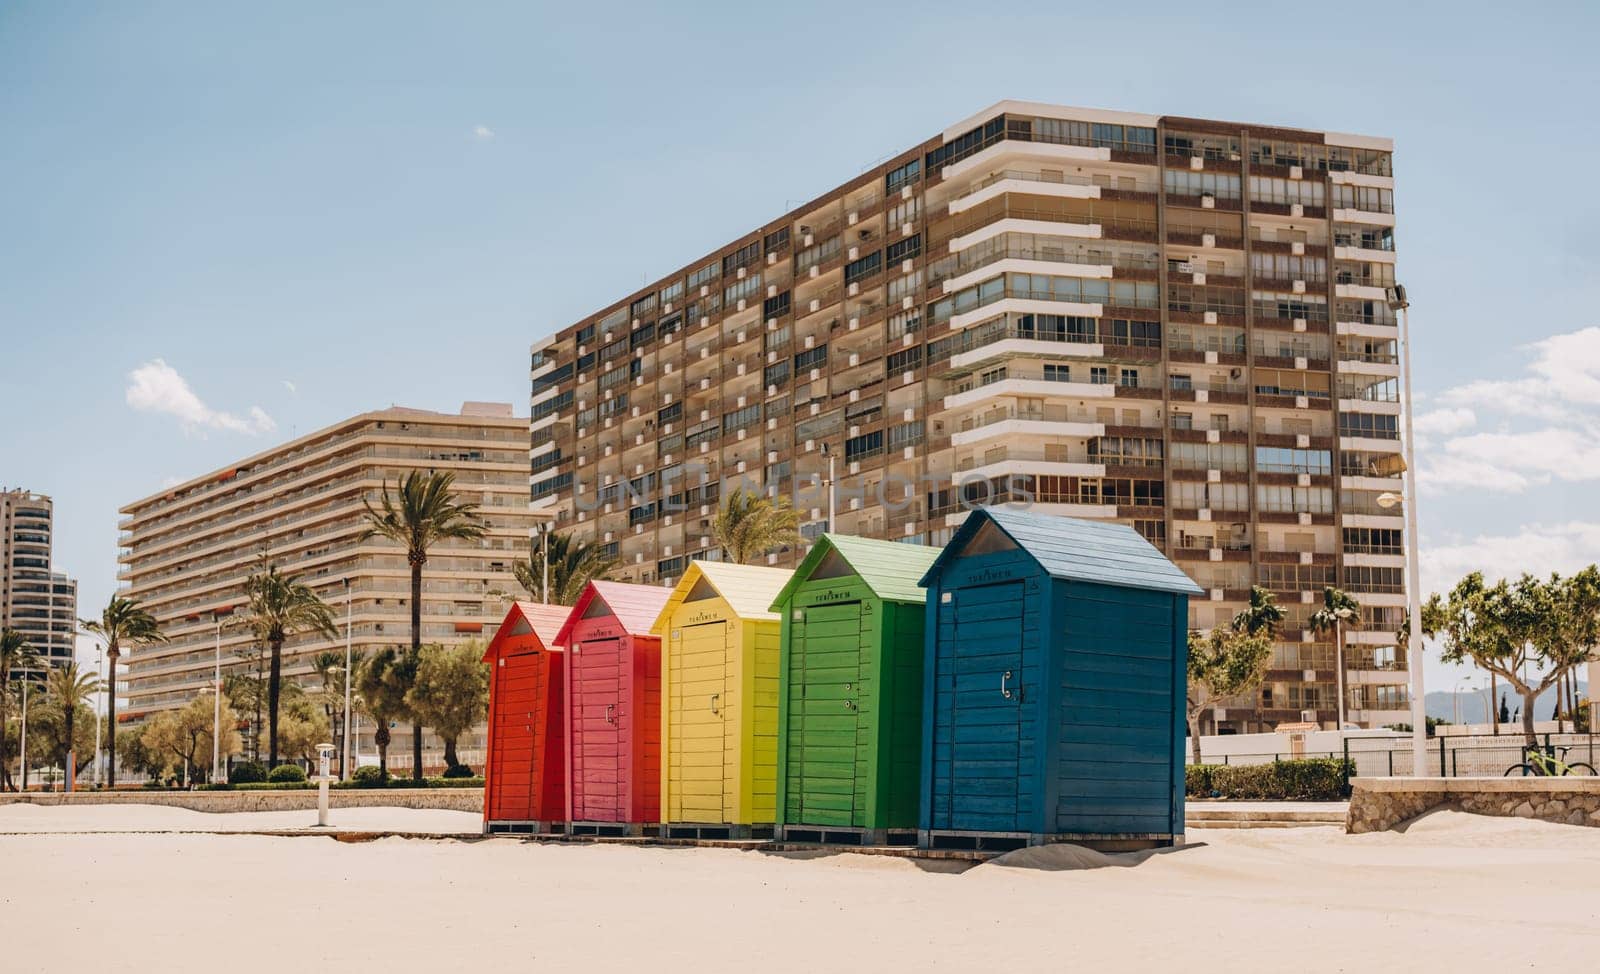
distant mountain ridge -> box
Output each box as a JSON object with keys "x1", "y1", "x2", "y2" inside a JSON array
[{"x1": 1425, "y1": 681, "x2": 1587, "y2": 724}]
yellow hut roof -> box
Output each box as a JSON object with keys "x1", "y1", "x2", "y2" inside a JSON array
[{"x1": 650, "y1": 560, "x2": 794, "y2": 634}]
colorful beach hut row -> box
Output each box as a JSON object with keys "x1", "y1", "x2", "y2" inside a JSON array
[{"x1": 481, "y1": 509, "x2": 1201, "y2": 848}]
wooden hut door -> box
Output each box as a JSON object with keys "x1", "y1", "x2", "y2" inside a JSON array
[
  {"x1": 672, "y1": 621, "x2": 730, "y2": 822},
  {"x1": 575, "y1": 638, "x2": 626, "y2": 822},
  {"x1": 489, "y1": 651, "x2": 542, "y2": 821},
  {"x1": 791, "y1": 601, "x2": 865, "y2": 828},
  {"x1": 946, "y1": 582, "x2": 1026, "y2": 832}
]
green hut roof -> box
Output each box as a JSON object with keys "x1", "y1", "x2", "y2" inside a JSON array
[{"x1": 769, "y1": 534, "x2": 940, "y2": 610}]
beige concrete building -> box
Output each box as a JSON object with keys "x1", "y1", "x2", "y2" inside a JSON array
[
  {"x1": 530, "y1": 100, "x2": 1410, "y2": 731},
  {"x1": 1, "y1": 490, "x2": 78, "y2": 675},
  {"x1": 117, "y1": 404, "x2": 536, "y2": 767}
]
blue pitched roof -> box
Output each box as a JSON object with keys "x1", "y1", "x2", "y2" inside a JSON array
[{"x1": 919, "y1": 508, "x2": 1203, "y2": 596}]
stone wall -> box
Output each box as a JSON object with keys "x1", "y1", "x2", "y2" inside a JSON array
[
  {"x1": 0, "y1": 788, "x2": 482, "y2": 814},
  {"x1": 1347, "y1": 778, "x2": 1600, "y2": 833}
]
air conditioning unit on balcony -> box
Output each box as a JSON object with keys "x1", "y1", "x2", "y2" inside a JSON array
[{"x1": 1301, "y1": 709, "x2": 1318, "y2": 723}]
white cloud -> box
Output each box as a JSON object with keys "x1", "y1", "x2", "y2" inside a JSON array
[
  {"x1": 1422, "y1": 521, "x2": 1600, "y2": 597},
  {"x1": 473, "y1": 125, "x2": 495, "y2": 140},
  {"x1": 1413, "y1": 407, "x2": 1475, "y2": 437},
  {"x1": 125, "y1": 359, "x2": 276, "y2": 437},
  {"x1": 1421, "y1": 326, "x2": 1600, "y2": 494},
  {"x1": 282, "y1": 379, "x2": 297, "y2": 394}
]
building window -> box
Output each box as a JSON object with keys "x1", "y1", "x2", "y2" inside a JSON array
[
  {"x1": 1090, "y1": 367, "x2": 1109, "y2": 384},
  {"x1": 886, "y1": 159, "x2": 921, "y2": 193},
  {"x1": 1043, "y1": 364, "x2": 1071, "y2": 383}
]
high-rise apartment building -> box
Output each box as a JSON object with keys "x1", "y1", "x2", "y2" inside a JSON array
[
  {"x1": 530, "y1": 100, "x2": 1408, "y2": 732},
  {"x1": 0, "y1": 490, "x2": 78, "y2": 674},
  {"x1": 117, "y1": 404, "x2": 538, "y2": 765}
]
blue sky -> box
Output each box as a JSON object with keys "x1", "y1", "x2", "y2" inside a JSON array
[{"x1": 3, "y1": 1, "x2": 1598, "y2": 692}]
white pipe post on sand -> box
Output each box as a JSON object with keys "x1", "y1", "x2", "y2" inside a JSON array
[{"x1": 313, "y1": 743, "x2": 336, "y2": 828}]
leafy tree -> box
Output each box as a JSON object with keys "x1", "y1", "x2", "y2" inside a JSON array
[
  {"x1": 80, "y1": 596, "x2": 166, "y2": 787},
  {"x1": 407, "y1": 641, "x2": 489, "y2": 771},
  {"x1": 1424, "y1": 568, "x2": 1600, "y2": 745},
  {"x1": 1309, "y1": 587, "x2": 1361, "y2": 728},
  {"x1": 513, "y1": 532, "x2": 619, "y2": 605},
  {"x1": 713, "y1": 486, "x2": 802, "y2": 565},
  {"x1": 143, "y1": 694, "x2": 242, "y2": 786},
  {"x1": 46, "y1": 662, "x2": 100, "y2": 789},
  {"x1": 360, "y1": 469, "x2": 486, "y2": 781},
  {"x1": 116, "y1": 722, "x2": 167, "y2": 783},
  {"x1": 1186, "y1": 627, "x2": 1273, "y2": 765},
  {"x1": 239, "y1": 565, "x2": 337, "y2": 767},
  {"x1": 0, "y1": 628, "x2": 40, "y2": 791},
  {"x1": 355, "y1": 646, "x2": 414, "y2": 776},
  {"x1": 27, "y1": 699, "x2": 96, "y2": 782},
  {"x1": 1231, "y1": 586, "x2": 1285, "y2": 638},
  {"x1": 274, "y1": 707, "x2": 331, "y2": 767}
]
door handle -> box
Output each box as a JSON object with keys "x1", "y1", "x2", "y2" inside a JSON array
[
  {"x1": 710, "y1": 693, "x2": 720, "y2": 716},
  {"x1": 1001, "y1": 670, "x2": 1014, "y2": 700},
  {"x1": 605, "y1": 704, "x2": 617, "y2": 725}
]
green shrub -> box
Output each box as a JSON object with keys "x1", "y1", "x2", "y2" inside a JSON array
[
  {"x1": 351, "y1": 765, "x2": 388, "y2": 788},
  {"x1": 267, "y1": 763, "x2": 308, "y2": 784},
  {"x1": 1186, "y1": 758, "x2": 1351, "y2": 800},
  {"x1": 231, "y1": 782, "x2": 313, "y2": 790},
  {"x1": 441, "y1": 763, "x2": 474, "y2": 779},
  {"x1": 230, "y1": 761, "x2": 268, "y2": 784}
]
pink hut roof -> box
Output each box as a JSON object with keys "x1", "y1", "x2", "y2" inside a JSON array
[
  {"x1": 555, "y1": 580, "x2": 673, "y2": 644},
  {"x1": 481, "y1": 601, "x2": 571, "y2": 661}
]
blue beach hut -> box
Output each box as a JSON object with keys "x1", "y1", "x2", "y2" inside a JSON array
[{"x1": 917, "y1": 508, "x2": 1202, "y2": 850}]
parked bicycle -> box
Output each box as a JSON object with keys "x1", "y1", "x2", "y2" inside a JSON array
[{"x1": 1503, "y1": 744, "x2": 1597, "y2": 777}]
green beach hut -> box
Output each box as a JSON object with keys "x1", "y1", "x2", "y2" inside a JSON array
[{"x1": 770, "y1": 534, "x2": 940, "y2": 845}]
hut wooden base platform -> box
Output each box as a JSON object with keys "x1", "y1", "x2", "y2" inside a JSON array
[
  {"x1": 775, "y1": 824, "x2": 918, "y2": 847},
  {"x1": 567, "y1": 820, "x2": 660, "y2": 838},
  {"x1": 920, "y1": 829, "x2": 1180, "y2": 852},
  {"x1": 661, "y1": 821, "x2": 775, "y2": 841},
  {"x1": 483, "y1": 820, "x2": 568, "y2": 837}
]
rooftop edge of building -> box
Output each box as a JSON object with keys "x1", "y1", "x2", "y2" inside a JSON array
[{"x1": 118, "y1": 402, "x2": 523, "y2": 516}]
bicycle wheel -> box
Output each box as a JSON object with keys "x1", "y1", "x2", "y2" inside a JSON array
[
  {"x1": 1504, "y1": 764, "x2": 1534, "y2": 776},
  {"x1": 1565, "y1": 763, "x2": 1597, "y2": 776}
]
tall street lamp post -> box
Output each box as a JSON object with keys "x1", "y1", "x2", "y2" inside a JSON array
[
  {"x1": 91, "y1": 641, "x2": 104, "y2": 788},
  {"x1": 342, "y1": 577, "x2": 353, "y2": 781},
  {"x1": 213, "y1": 607, "x2": 233, "y2": 783},
  {"x1": 1380, "y1": 283, "x2": 1427, "y2": 777}
]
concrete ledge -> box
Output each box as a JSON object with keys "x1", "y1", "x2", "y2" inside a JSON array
[
  {"x1": 1348, "y1": 778, "x2": 1600, "y2": 833},
  {"x1": 0, "y1": 789, "x2": 482, "y2": 814}
]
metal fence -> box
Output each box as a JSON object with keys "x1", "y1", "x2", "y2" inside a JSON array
[{"x1": 1193, "y1": 733, "x2": 1600, "y2": 779}]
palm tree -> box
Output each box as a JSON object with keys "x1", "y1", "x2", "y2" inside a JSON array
[
  {"x1": 360, "y1": 470, "x2": 486, "y2": 780},
  {"x1": 512, "y1": 531, "x2": 620, "y2": 605},
  {"x1": 80, "y1": 596, "x2": 166, "y2": 788},
  {"x1": 240, "y1": 566, "x2": 337, "y2": 767},
  {"x1": 1231, "y1": 586, "x2": 1285, "y2": 638},
  {"x1": 1, "y1": 629, "x2": 41, "y2": 792},
  {"x1": 712, "y1": 487, "x2": 802, "y2": 565},
  {"x1": 1309, "y1": 587, "x2": 1362, "y2": 730},
  {"x1": 355, "y1": 646, "x2": 413, "y2": 777},
  {"x1": 46, "y1": 661, "x2": 100, "y2": 791}
]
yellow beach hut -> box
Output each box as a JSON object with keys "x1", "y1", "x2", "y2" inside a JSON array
[{"x1": 651, "y1": 560, "x2": 793, "y2": 839}]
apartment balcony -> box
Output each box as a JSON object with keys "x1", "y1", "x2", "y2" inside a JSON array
[
  {"x1": 941, "y1": 375, "x2": 1116, "y2": 412},
  {"x1": 949, "y1": 409, "x2": 1103, "y2": 447},
  {"x1": 951, "y1": 446, "x2": 1105, "y2": 483},
  {"x1": 948, "y1": 170, "x2": 1102, "y2": 215}
]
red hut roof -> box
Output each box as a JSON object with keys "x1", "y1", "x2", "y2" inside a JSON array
[
  {"x1": 555, "y1": 580, "x2": 673, "y2": 645},
  {"x1": 481, "y1": 601, "x2": 570, "y2": 662}
]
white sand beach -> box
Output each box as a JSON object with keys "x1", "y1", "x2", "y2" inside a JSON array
[{"x1": 3, "y1": 805, "x2": 1598, "y2": 973}]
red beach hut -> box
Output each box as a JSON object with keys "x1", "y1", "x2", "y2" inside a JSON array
[
  {"x1": 482, "y1": 601, "x2": 571, "y2": 835},
  {"x1": 555, "y1": 580, "x2": 673, "y2": 835}
]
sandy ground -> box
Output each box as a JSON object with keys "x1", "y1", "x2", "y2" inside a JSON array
[
  {"x1": 3, "y1": 806, "x2": 1599, "y2": 973},
  {"x1": 0, "y1": 801, "x2": 481, "y2": 834}
]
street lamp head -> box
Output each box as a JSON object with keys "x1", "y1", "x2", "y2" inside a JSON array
[
  {"x1": 1375, "y1": 492, "x2": 1403, "y2": 510},
  {"x1": 1385, "y1": 283, "x2": 1410, "y2": 311}
]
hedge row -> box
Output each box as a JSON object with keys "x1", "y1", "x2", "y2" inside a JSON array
[
  {"x1": 198, "y1": 776, "x2": 484, "y2": 791},
  {"x1": 1186, "y1": 758, "x2": 1352, "y2": 801}
]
